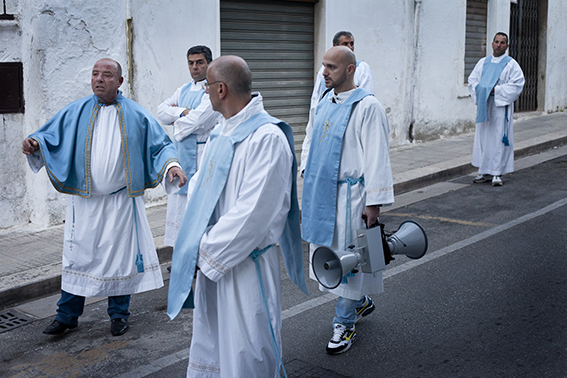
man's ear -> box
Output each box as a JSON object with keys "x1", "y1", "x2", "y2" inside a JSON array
[
  {"x1": 347, "y1": 64, "x2": 356, "y2": 75},
  {"x1": 218, "y1": 82, "x2": 227, "y2": 99}
]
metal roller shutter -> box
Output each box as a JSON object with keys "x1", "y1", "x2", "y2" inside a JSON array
[
  {"x1": 220, "y1": 0, "x2": 315, "y2": 160},
  {"x1": 464, "y1": 0, "x2": 488, "y2": 83}
]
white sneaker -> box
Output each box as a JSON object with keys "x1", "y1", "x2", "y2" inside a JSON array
[
  {"x1": 492, "y1": 176, "x2": 503, "y2": 186},
  {"x1": 326, "y1": 324, "x2": 356, "y2": 355},
  {"x1": 473, "y1": 174, "x2": 491, "y2": 183}
]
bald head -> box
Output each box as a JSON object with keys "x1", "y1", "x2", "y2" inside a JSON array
[
  {"x1": 321, "y1": 46, "x2": 357, "y2": 93},
  {"x1": 324, "y1": 46, "x2": 356, "y2": 67},
  {"x1": 206, "y1": 55, "x2": 254, "y2": 118},
  {"x1": 208, "y1": 55, "x2": 252, "y2": 96}
]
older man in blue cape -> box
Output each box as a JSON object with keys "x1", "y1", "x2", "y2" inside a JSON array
[{"x1": 22, "y1": 58, "x2": 186, "y2": 337}]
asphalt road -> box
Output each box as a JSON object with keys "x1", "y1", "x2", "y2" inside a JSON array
[{"x1": 1, "y1": 152, "x2": 566, "y2": 378}]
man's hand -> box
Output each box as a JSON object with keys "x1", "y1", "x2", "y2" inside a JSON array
[
  {"x1": 362, "y1": 205, "x2": 381, "y2": 228},
  {"x1": 22, "y1": 138, "x2": 39, "y2": 155},
  {"x1": 182, "y1": 108, "x2": 191, "y2": 116},
  {"x1": 168, "y1": 166, "x2": 187, "y2": 188}
]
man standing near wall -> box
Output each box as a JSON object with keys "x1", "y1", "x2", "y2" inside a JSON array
[
  {"x1": 22, "y1": 58, "x2": 187, "y2": 337},
  {"x1": 301, "y1": 46, "x2": 394, "y2": 355},
  {"x1": 309, "y1": 31, "x2": 375, "y2": 117},
  {"x1": 167, "y1": 55, "x2": 307, "y2": 377},
  {"x1": 468, "y1": 32, "x2": 525, "y2": 186},
  {"x1": 157, "y1": 45, "x2": 221, "y2": 247}
]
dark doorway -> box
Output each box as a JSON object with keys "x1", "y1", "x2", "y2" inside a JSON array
[{"x1": 509, "y1": 0, "x2": 539, "y2": 112}]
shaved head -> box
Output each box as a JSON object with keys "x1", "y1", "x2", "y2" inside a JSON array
[
  {"x1": 325, "y1": 46, "x2": 356, "y2": 67},
  {"x1": 321, "y1": 46, "x2": 357, "y2": 93},
  {"x1": 208, "y1": 55, "x2": 252, "y2": 95}
]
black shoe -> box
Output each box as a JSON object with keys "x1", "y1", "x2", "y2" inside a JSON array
[
  {"x1": 110, "y1": 318, "x2": 129, "y2": 336},
  {"x1": 43, "y1": 319, "x2": 77, "y2": 335}
]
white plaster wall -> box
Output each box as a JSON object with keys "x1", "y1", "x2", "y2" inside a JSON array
[
  {"x1": 409, "y1": 0, "x2": 482, "y2": 141},
  {"x1": 544, "y1": 0, "x2": 567, "y2": 112},
  {"x1": 130, "y1": 0, "x2": 220, "y2": 203},
  {"x1": 0, "y1": 1, "x2": 25, "y2": 229}
]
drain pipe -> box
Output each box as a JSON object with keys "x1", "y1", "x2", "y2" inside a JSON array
[{"x1": 408, "y1": 0, "x2": 422, "y2": 143}]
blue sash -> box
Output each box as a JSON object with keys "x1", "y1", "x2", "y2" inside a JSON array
[
  {"x1": 302, "y1": 88, "x2": 371, "y2": 247},
  {"x1": 167, "y1": 111, "x2": 307, "y2": 319},
  {"x1": 175, "y1": 85, "x2": 206, "y2": 194},
  {"x1": 475, "y1": 55, "x2": 512, "y2": 123}
]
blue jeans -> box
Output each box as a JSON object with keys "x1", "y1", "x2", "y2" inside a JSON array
[
  {"x1": 55, "y1": 290, "x2": 131, "y2": 326},
  {"x1": 333, "y1": 296, "x2": 365, "y2": 328}
]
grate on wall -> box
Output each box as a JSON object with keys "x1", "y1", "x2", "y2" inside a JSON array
[{"x1": 0, "y1": 309, "x2": 35, "y2": 334}]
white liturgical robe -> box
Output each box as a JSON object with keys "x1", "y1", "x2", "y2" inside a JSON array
[
  {"x1": 157, "y1": 80, "x2": 221, "y2": 246},
  {"x1": 301, "y1": 88, "x2": 394, "y2": 300},
  {"x1": 28, "y1": 105, "x2": 179, "y2": 297},
  {"x1": 468, "y1": 55, "x2": 525, "y2": 176},
  {"x1": 185, "y1": 95, "x2": 294, "y2": 378}
]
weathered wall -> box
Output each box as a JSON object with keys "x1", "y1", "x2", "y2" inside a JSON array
[
  {"x1": 544, "y1": 0, "x2": 567, "y2": 112},
  {"x1": 0, "y1": 0, "x2": 25, "y2": 229}
]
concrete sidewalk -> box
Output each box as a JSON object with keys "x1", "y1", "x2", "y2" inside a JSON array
[{"x1": 1, "y1": 111, "x2": 566, "y2": 310}]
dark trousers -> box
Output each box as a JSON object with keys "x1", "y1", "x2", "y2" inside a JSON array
[{"x1": 55, "y1": 290, "x2": 131, "y2": 326}]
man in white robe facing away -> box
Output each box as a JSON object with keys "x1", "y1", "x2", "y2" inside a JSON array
[
  {"x1": 468, "y1": 32, "x2": 525, "y2": 186},
  {"x1": 157, "y1": 45, "x2": 221, "y2": 247},
  {"x1": 301, "y1": 46, "x2": 394, "y2": 355},
  {"x1": 309, "y1": 31, "x2": 375, "y2": 119},
  {"x1": 22, "y1": 58, "x2": 187, "y2": 337},
  {"x1": 166, "y1": 55, "x2": 306, "y2": 377}
]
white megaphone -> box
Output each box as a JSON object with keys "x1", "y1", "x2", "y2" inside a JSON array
[{"x1": 312, "y1": 221, "x2": 428, "y2": 289}]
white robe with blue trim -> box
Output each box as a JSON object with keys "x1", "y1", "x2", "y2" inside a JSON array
[
  {"x1": 157, "y1": 80, "x2": 222, "y2": 246},
  {"x1": 301, "y1": 88, "x2": 394, "y2": 300},
  {"x1": 468, "y1": 55, "x2": 525, "y2": 176},
  {"x1": 185, "y1": 94, "x2": 293, "y2": 378},
  {"x1": 28, "y1": 105, "x2": 179, "y2": 297}
]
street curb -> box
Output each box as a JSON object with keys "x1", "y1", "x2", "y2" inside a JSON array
[
  {"x1": 394, "y1": 135, "x2": 567, "y2": 195},
  {"x1": 0, "y1": 246, "x2": 173, "y2": 310}
]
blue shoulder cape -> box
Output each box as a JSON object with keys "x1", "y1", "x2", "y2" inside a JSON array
[{"x1": 29, "y1": 91, "x2": 179, "y2": 197}]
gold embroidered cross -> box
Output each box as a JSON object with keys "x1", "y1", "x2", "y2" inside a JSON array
[
  {"x1": 319, "y1": 119, "x2": 332, "y2": 144},
  {"x1": 202, "y1": 159, "x2": 216, "y2": 187}
]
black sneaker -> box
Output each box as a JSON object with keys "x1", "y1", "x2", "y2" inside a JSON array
[
  {"x1": 355, "y1": 295, "x2": 375, "y2": 322},
  {"x1": 326, "y1": 324, "x2": 356, "y2": 355}
]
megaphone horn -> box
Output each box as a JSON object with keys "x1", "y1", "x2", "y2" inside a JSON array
[
  {"x1": 312, "y1": 246, "x2": 364, "y2": 289},
  {"x1": 386, "y1": 220, "x2": 428, "y2": 259}
]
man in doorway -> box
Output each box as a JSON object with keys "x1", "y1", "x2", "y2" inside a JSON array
[
  {"x1": 157, "y1": 45, "x2": 221, "y2": 247},
  {"x1": 167, "y1": 55, "x2": 307, "y2": 377},
  {"x1": 22, "y1": 58, "x2": 186, "y2": 337},
  {"x1": 301, "y1": 46, "x2": 394, "y2": 355},
  {"x1": 468, "y1": 32, "x2": 525, "y2": 186}
]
